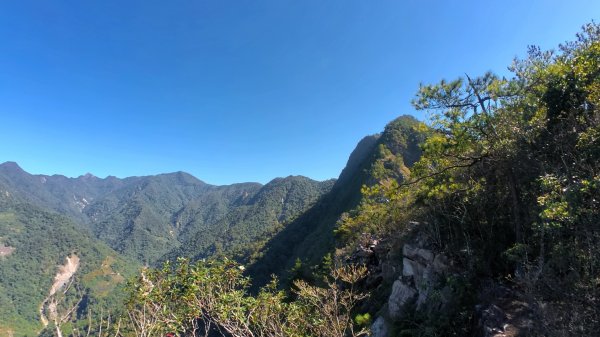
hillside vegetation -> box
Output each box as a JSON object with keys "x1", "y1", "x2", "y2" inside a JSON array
[
  {"x1": 0, "y1": 163, "x2": 333, "y2": 265},
  {"x1": 0, "y1": 164, "x2": 332, "y2": 335},
  {"x1": 247, "y1": 115, "x2": 426, "y2": 287},
  {"x1": 0, "y1": 193, "x2": 138, "y2": 336},
  {"x1": 0, "y1": 22, "x2": 598, "y2": 337},
  {"x1": 337, "y1": 22, "x2": 600, "y2": 336},
  {"x1": 100, "y1": 23, "x2": 599, "y2": 337}
]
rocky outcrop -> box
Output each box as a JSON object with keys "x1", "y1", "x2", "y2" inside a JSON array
[
  {"x1": 351, "y1": 229, "x2": 533, "y2": 337},
  {"x1": 388, "y1": 243, "x2": 452, "y2": 318},
  {"x1": 370, "y1": 316, "x2": 389, "y2": 337},
  {"x1": 387, "y1": 280, "x2": 417, "y2": 319},
  {"x1": 365, "y1": 233, "x2": 537, "y2": 337},
  {"x1": 370, "y1": 237, "x2": 456, "y2": 337}
]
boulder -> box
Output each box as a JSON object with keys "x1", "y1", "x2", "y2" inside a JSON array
[
  {"x1": 385, "y1": 241, "x2": 460, "y2": 322},
  {"x1": 415, "y1": 265, "x2": 435, "y2": 309},
  {"x1": 402, "y1": 257, "x2": 425, "y2": 279},
  {"x1": 388, "y1": 280, "x2": 417, "y2": 320},
  {"x1": 432, "y1": 253, "x2": 449, "y2": 273},
  {"x1": 370, "y1": 316, "x2": 389, "y2": 337},
  {"x1": 403, "y1": 244, "x2": 434, "y2": 263}
]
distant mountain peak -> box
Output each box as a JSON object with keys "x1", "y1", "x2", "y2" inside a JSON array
[
  {"x1": 0, "y1": 161, "x2": 24, "y2": 172},
  {"x1": 162, "y1": 171, "x2": 207, "y2": 185},
  {"x1": 81, "y1": 173, "x2": 97, "y2": 179}
]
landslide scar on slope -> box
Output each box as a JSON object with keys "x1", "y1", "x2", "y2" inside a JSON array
[
  {"x1": 0, "y1": 244, "x2": 15, "y2": 257},
  {"x1": 40, "y1": 255, "x2": 80, "y2": 327},
  {"x1": 49, "y1": 255, "x2": 80, "y2": 297}
]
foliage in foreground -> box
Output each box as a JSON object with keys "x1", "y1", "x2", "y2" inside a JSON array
[
  {"x1": 29, "y1": 20, "x2": 600, "y2": 337},
  {"x1": 337, "y1": 22, "x2": 600, "y2": 336},
  {"x1": 85, "y1": 258, "x2": 369, "y2": 337}
]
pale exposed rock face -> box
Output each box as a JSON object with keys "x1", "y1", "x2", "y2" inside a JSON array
[
  {"x1": 40, "y1": 255, "x2": 80, "y2": 327},
  {"x1": 49, "y1": 255, "x2": 80, "y2": 297},
  {"x1": 402, "y1": 257, "x2": 424, "y2": 278},
  {"x1": 370, "y1": 235, "x2": 537, "y2": 337},
  {"x1": 371, "y1": 238, "x2": 456, "y2": 334},
  {"x1": 388, "y1": 279, "x2": 418, "y2": 320},
  {"x1": 388, "y1": 243, "x2": 452, "y2": 318},
  {"x1": 403, "y1": 243, "x2": 434, "y2": 263},
  {"x1": 0, "y1": 244, "x2": 15, "y2": 257},
  {"x1": 355, "y1": 231, "x2": 457, "y2": 337},
  {"x1": 370, "y1": 316, "x2": 389, "y2": 337}
]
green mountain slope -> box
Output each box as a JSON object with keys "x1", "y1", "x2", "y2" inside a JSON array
[
  {"x1": 82, "y1": 172, "x2": 216, "y2": 263},
  {"x1": 168, "y1": 176, "x2": 335, "y2": 262},
  {"x1": 248, "y1": 115, "x2": 426, "y2": 286},
  {"x1": 83, "y1": 173, "x2": 332, "y2": 264},
  {"x1": 3, "y1": 23, "x2": 593, "y2": 337},
  {"x1": 0, "y1": 170, "x2": 334, "y2": 336},
  {"x1": 171, "y1": 182, "x2": 263, "y2": 240},
  {"x1": 0, "y1": 187, "x2": 138, "y2": 337},
  {"x1": 0, "y1": 163, "x2": 335, "y2": 266},
  {"x1": 0, "y1": 117, "x2": 423, "y2": 335},
  {"x1": 0, "y1": 116, "x2": 423, "y2": 335},
  {"x1": 0, "y1": 162, "x2": 137, "y2": 224}
]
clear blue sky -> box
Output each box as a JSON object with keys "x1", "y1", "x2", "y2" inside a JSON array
[{"x1": 0, "y1": 1, "x2": 597, "y2": 184}]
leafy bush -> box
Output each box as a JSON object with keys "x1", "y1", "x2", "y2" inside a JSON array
[{"x1": 117, "y1": 258, "x2": 369, "y2": 337}]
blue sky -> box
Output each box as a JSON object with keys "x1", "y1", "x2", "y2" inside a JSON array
[{"x1": 0, "y1": 1, "x2": 597, "y2": 184}]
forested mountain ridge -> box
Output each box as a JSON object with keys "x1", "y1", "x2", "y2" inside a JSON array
[
  {"x1": 0, "y1": 188, "x2": 139, "y2": 337},
  {"x1": 82, "y1": 171, "x2": 220, "y2": 263},
  {"x1": 247, "y1": 115, "x2": 426, "y2": 287},
  {"x1": 167, "y1": 175, "x2": 335, "y2": 263},
  {"x1": 2, "y1": 22, "x2": 598, "y2": 337},
  {"x1": 0, "y1": 113, "x2": 431, "y2": 335},
  {"x1": 0, "y1": 163, "x2": 334, "y2": 336},
  {"x1": 0, "y1": 163, "x2": 333, "y2": 264},
  {"x1": 0, "y1": 161, "x2": 137, "y2": 224},
  {"x1": 95, "y1": 23, "x2": 599, "y2": 337}
]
